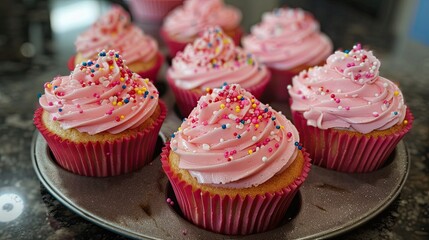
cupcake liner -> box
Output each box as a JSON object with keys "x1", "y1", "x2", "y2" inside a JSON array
[
  {"x1": 160, "y1": 143, "x2": 311, "y2": 235},
  {"x1": 262, "y1": 67, "x2": 298, "y2": 103},
  {"x1": 161, "y1": 27, "x2": 243, "y2": 58},
  {"x1": 136, "y1": 52, "x2": 164, "y2": 83},
  {"x1": 167, "y1": 70, "x2": 271, "y2": 117},
  {"x1": 68, "y1": 53, "x2": 164, "y2": 83},
  {"x1": 292, "y1": 108, "x2": 413, "y2": 173},
  {"x1": 33, "y1": 101, "x2": 167, "y2": 177},
  {"x1": 128, "y1": 0, "x2": 184, "y2": 22}
]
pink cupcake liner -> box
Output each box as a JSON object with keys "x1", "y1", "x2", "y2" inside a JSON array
[
  {"x1": 167, "y1": 70, "x2": 271, "y2": 117},
  {"x1": 261, "y1": 67, "x2": 298, "y2": 103},
  {"x1": 68, "y1": 52, "x2": 164, "y2": 83},
  {"x1": 33, "y1": 101, "x2": 167, "y2": 177},
  {"x1": 128, "y1": 0, "x2": 184, "y2": 22},
  {"x1": 161, "y1": 27, "x2": 244, "y2": 58},
  {"x1": 292, "y1": 108, "x2": 413, "y2": 173},
  {"x1": 160, "y1": 143, "x2": 311, "y2": 235}
]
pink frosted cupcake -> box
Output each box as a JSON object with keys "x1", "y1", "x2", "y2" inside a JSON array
[
  {"x1": 161, "y1": 0, "x2": 242, "y2": 57},
  {"x1": 242, "y1": 8, "x2": 332, "y2": 102},
  {"x1": 161, "y1": 83, "x2": 311, "y2": 235},
  {"x1": 69, "y1": 5, "x2": 163, "y2": 82},
  {"x1": 35, "y1": 50, "x2": 167, "y2": 177},
  {"x1": 288, "y1": 44, "x2": 413, "y2": 173},
  {"x1": 167, "y1": 27, "x2": 270, "y2": 117},
  {"x1": 128, "y1": 0, "x2": 184, "y2": 22}
]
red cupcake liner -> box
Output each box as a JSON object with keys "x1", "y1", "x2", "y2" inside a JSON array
[
  {"x1": 167, "y1": 70, "x2": 271, "y2": 117},
  {"x1": 161, "y1": 27, "x2": 244, "y2": 58},
  {"x1": 128, "y1": 0, "x2": 184, "y2": 22},
  {"x1": 33, "y1": 101, "x2": 167, "y2": 177},
  {"x1": 160, "y1": 143, "x2": 311, "y2": 235},
  {"x1": 68, "y1": 52, "x2": 164, "y2": 83},
  {"x1": 292, "y1": 108, "x2": 413, "y2": 173}
]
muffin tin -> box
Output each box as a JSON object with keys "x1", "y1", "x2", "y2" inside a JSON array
[{"x1": 32, "y1": 99, "x2": 410, "y2": 239}]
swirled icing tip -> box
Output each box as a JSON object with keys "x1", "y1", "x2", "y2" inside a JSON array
[
  {"x1": 327, "y1": 43, "x2": 381, "y2": 85},
  {"x1": 94, "y1": 5, "x2": 130, "y2": 35}
]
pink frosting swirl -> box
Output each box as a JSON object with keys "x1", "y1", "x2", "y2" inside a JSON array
[
  {"x1": 289, "y1": 44, "x2": 407, "y2": 134},
  {"x1": 39, "y1": 50, "x2": 160, "y2": 135},
  {"x1": 170, "y1": 84, "x2": 301, "y2": 188},
  {"x1": 242, "y1": 8, "x2": 332, "y2": 70},
  {"x1": 168, "y1": 27, "x2": 268, "y2": 90},
  {"x1": 163, "y1": 0, "x2": 241, "y2": 40},
  {"x1": 75, "y1": 5, "x2": 158, "y2": 63}
]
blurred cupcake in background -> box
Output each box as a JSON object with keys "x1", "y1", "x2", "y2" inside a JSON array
[
  {"x1": 127, "y1": 0, "x2": 185, "y2": 22},
  {"x1": 167, "y1": 27, "x2": 270, "y2": 117},
  {"x1": 288, "y1": 44, "x2": 413, "y2": 173},
  {"x1": 243, "y1": 8, "x2": 332, "y2": 102},
  {"x1": 162, "y1": 83, "x2": 311, "y2": 235},
  {"x1": 36, "y1": 50, "x2": 167, "y2": 177},
  {"x1": 70, "y1": 5, "x2": 163, "y2": 82},
  {"x1": 161, "y1": 0, "x2": 242, "y2": 57}
]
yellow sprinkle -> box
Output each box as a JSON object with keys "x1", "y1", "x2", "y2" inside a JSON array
[
  {"x1": 120, "y1": 115, "x2": 125, "y2": 119},
  {"x1": 252, "y1": 103, "x2": 257, "y2": 108},
  {"x1": 178, "y1": 127, "x2": 182, "y2": 131},
  {"x1": 220, "y1": 104, "x2": 225, "y2": 109},
  {"x1": 237, "y1": 95, "x2": 242, "y2": 100},
  {"x1": 144, "y1": 78, "x2": 149, "y2": 83},
  {"x1": 403, "y1": 120, "x2": 408, "y2": 125},
  {"x1": 206, "y1": 87, "x2": 211, "y2": 93},
  {"x1": 120, "y1": 77, "x2": 124, "y2": 82},
  {"x1": 215, "y1": 47, "x2": 220, "y2": 54},
  {"x1": 258, "y1": 115, "x2": 262, "y2": 120},
  {"x1": 235, "y1": 108, "x2": 241, "y2": 113},
  {"x1": 109, "y1": 66, "x2": 114, "y2": 70},
  {"x1": 280, "y1": 125, "x2": 285, "y2": 129},
  {"x1": 117, "y1": 102, "x2": 123, "y2": 106},
  {"x1": 137, "y1": 90, "x2": 143, "y2": 95},
  {"x1": 251, "y1": 99, "x2": 255, "y2": 103},
  {"x1": 112, "y1": 102, "x2": 117, "y2": 106},
  {"x1": 142, "y1": 87, "x2": 147, "y2": 92},
  {"x1": 255, "y1": 124, "x2": 259, "y2": 128},
  {"x1": 394, "y1": 91, "x2": 399, "y2": 96},
  {"x1": 99, "y1": 67, "x2": 104, "y2": 71},
  {"x1": 46, "y1": 83, "x2": 52, "y2": 89},
  {"x1": 344, "y1": 54, "x2": 349, "y2": 57},
  {"x1": 248, "y1": 150, "x2": 253, "y2": 155}
]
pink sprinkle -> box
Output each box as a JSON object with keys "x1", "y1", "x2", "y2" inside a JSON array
[
  {"x1": 345, "y1": 106, "x2": 350, "y2": 110},
  {"x1": 373, "y1": 112, "x2": 379, "y2": 117},
  {"x1": 53, "y1": 117, "x2": 57, "y2": 121},
  {"x1": 268, "y1": 148, "x2": 273, "y2": 152},
  {"x1": 202, "y1": 121, "x2": 208, "y2": 126},
  {"x1": 335, "y1": 98, "x2": 341, "y2": 103},
  {"x1": 166, "y1": 198, "x2": 171, "y2": 203},
  {"x1": 48, "y1": 102, "x2": 53, "y2": 106},
  {"x1": 79, "y1": 110, "x2": 83, "y2": 114},
  {"x1": 275, "y1": 143, "x2": 279, "y2": 148},
  {"x1": 287, "y1": 132, "x2": 292, "y2": 138},
  {"x1": 235, "y1": 118, "x2": 240, "y2": 123}
]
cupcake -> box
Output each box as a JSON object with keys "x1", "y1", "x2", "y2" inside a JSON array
[
  {"x1": 167, "y1": 26, "x2": 270, "y2": 117},
  {"x1": 288, "y1": 44, "x2": 413, "y2": 173},
  {"x1": 161, "y1": 0, "x2": 242, "y2": 57},
  {"x1": 242, "y1": 8, "x2": 332, "y2": 102},
  {"x1": 70, "y1": 5, "x2": 163, "y2": 82},
  {"x1": 161, "y1": 83, "x2": 311, "y2": 235},
  {"x1": 128, "y1": 0, "x2": 185, "y2": 22},
  {"x1": 35, "y1": 50, "x2": 167, "y2": 177}
]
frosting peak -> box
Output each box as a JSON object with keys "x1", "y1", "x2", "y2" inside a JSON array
[
  {"x1": 39, "y1": 50, "x2": 160, "y2": 135},
  {"x1": 170, "y1": 84, "x2": 301, "y2": 188},
  {"x1": 168, "y1": 27, "x2": 268, "y2": 90},
  {"x1": 326, "y1": 43, "x2": 380, "y2": 85},
  {"x1": 75, "y1": 5, "x2": 158, "y2": 64},
  {"x1": 289, "y1": 44, "x2": 407, "y2": 134}
]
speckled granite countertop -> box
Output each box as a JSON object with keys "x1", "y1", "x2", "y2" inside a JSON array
[{"x1": 1, "y1": 1, "x2": 428, "y2": 239}]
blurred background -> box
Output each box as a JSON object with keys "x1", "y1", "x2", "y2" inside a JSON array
[{"x1": 0, "y1": 0, "x2": 428, "y2": 76}]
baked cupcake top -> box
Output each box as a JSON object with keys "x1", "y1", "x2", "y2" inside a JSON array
[
  {"x1": 168, "y1": 27, "x2": 268, "y2": 90},
  {"x1": 163, "y1": 0, "x2": 241, "y2": 41},
  {"x1": 242, "y1": 8, "x2": 332, "y2": 70},
  {"x1": 288, "y1": 44, "x2": 407, "y2": 134},
  {"x1": 39, "y1": 50, "x2": 160, "y2": 135},
  {"x1": 170, "y1": 83, "x2": 301, "y2": 188},
  {"x1": 75, "y1": 5, "x2": 158, "y2": 64}
]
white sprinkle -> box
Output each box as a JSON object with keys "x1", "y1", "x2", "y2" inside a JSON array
[
  {"x1": 352, "y1": 94, "x2": 358, "y2": 98},
  {"x1": 375, "y1": 93, "x2": 379, "y2": 97},
  {"x1": 270, "y1": 131, "x2": 275, "y2": 136},
  {"x1": 360, "y1": 62, "x2": 365, "y2": 66},
  {"x1": 338, "y1": 106, "x2": 343, "y2": 110},
  {"x1": 226, "y1": 98, "x2": 231, "y2": 103},
  {"x1": 373, "y1": 61, "x2": 378, "y2": 65},
  {"x1": 219, "y1": 138, "x2": 224, "y2": 143},
  {"x1": 383, "y1": 83, "x2": 388, "y2": 88},
  {"x1": 287, "y1": 85, "x2": 292, "y2": 90},
  {"x1": 359, "y1": 79, "x2": 364, "y2": 84},
  {"x1": 337, "y1": 89, "x2": 342, "y2": 93},
  {"x1": 321, "y1": 92, "x2": 326, "y2": 96},
  {"x1": 226, "y1": 123, "x2": 231, "y2": 129},
  {"x1": 262, "y1": 156, "x2": 268, "y2": 162},
  {"x1": 202, "y1": 144, "x2": 210, "y2": 150},
  {"x1": 252, "y1": 136, "x2": 257, "y2": 141},
  {"x1": 356, "y1": 58, "x2": 360, "y2": 61},
  {"x1": 348, "y1": 72, "x2": 352, "y2": 76},
  {"x1": 368, "y1": 101, "x2": 372, "y2": 105}
]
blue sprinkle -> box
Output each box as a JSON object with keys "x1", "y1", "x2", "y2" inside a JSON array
[
  {"x1": 150, "y1": 96, "x2": 154, "y2": 99},
  {"x1": 91, "y1": 69, "x2": 95, "y2": 73},
  {"x1": 124, "y1": 98, "x2": 129, "y2": 104},
  {"x1": 115, "y1": 53, "x2": 119, "y2": 58},
  {"x1": 237, "y1": 135, "x2": 241, "y2": 139},
  {"x1": 276, "y1": 126, "x2": 280, "y2": 129},
  {"x1": 87, "y1": 61, "x2": 93, "y2": 66},
  {"x1": 394, "y1": 111, "x2": 398, "y2": 115},
  {"x1": 144, "y1": 91, "x2": 149, "y2": 95},
  {"x1": 240, "y1": 120, "x2": 245, "y2": 124},
  {"x1": 298, "y1": 146, "x2": 303, "y2": 150},
  {"x1": 344, "y1": 50, "x2": 350, "y2": 54},
  {"x1": 207, "y1": 43, "x2": 212, "y2": 48},
  {"x1": 221, "y1": 124, "x2": 227, "y2": 129},
  {"x1": 171, "y1": 133, "x2": 175, "y2": 138},
  {"x1": 264, "y1": 108, "x2": 269, "y2": 112},
  {"x1": 82, "y1": 62, "x2": 87, "y2": 66},
  {"x1": 122, "y1": 85, "x2": 126, "y2": 89},
  {"x1": 95, "y1": 64, "x2": 100, "y2": 68},
  {"x1": 37, "y1": 93, "x2": 42, "y2": 98},
  {"x1": 53, "y1": 86, "x2": 58, "y2": 90},
  {"x1": 58, "y1": 108, "x2": 63, "y2": 112},
  {"x1": 294, "y1": 142, "x2": 299, "y2": 146},
  {"x1": 223, "y1": 82, "x2": 227, "y2": 86},
  {"x1": 240, "y1": 97, "x2": 245, "y2": 100},
  {"x1": 271, "y1": 117, "x2": 276, "y2": 121}
]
